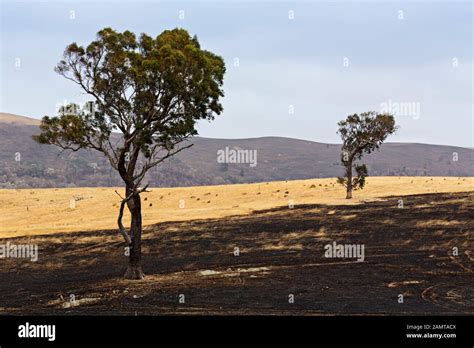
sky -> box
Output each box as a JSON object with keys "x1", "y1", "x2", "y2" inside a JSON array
[{"x1": 0, "y1": 0, "x2": 472, "y2": 147}]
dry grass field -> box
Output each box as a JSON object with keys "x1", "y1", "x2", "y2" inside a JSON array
[
  {"x1": 0, "y1": 176, "x2": 472, "y2": 315},
  {"x1": 0, "y1": 176, "x2": 472, "y2": 238}
]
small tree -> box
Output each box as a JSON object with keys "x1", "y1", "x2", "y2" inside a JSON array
[
  {"x1": 33, "y1": 28, "x2": 225, "y2": 279},
  {"x1": 337, "y1": 111, "x2": 397, "y2": 199}
]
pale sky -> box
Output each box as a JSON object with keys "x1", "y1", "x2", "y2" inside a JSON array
[{"x1": 1, "y1": 0, "x2": 472, "y2": 146}]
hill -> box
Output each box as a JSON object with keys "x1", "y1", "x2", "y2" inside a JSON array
[
  {"x1": 0, "y1": 113, "x2": 472, "y2": 188},
  {"x1": 0, "y1": 112, "x2": 40, "y2": 126}
]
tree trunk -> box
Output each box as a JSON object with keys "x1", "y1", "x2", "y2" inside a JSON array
[
  {"x1": 346, "y1": 159, "x2": 353, "y2": 199},
  {"x1": 124, "y1": 189, "x2": 145, "y2": 280}
]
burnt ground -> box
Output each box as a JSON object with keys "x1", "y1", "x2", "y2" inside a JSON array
[{"x1": 0, "y1": 191, "x2": 472, "y2": 315}]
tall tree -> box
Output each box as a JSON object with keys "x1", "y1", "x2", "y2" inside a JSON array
[
  {"x1": 33, "y1": 28, "x2": 225, "y2": 279},
  {"x1": 337, "y1": 111, "x2": 397, "y2": 199}
]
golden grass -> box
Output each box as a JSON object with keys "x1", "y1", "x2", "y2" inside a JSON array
[{"x1": 0, "y1": 176, "x2": 472, "y2": 238}]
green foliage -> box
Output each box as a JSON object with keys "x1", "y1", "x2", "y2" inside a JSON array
[
  {"x1": 33, "y1": 104, "x2": 101, "y2": 151},
  {"x1": 337, "y1": 111, "x2": 397, "y2": 161},
  {"x1": 337, "y1": 163, "x2": 368, "y2": 190},
  {"x1": 33, "y1": 27, "x2": 226, "y2": 189},
  {"x1": 353, "y1": 163, "x2": 368, "y2": 189}
]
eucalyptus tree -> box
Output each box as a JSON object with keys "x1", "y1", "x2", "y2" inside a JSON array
[
  {"x1": 337, "y1": 111, "x2": 397, "y2": 199},
  {"x1": 34, "y1": 28, "x2": 225, "y2": 279}
]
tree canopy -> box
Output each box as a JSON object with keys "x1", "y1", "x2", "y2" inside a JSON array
[
  {"x1": 337, "y1": 112, "x2": 397, "y2": 160},
  {"x1": 34, "y1": 27, "x2": 225, "y2": 191}
]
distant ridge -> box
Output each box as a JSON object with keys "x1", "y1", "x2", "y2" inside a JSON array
[
  {"x1": 0, "y1": 113, "x2": 473, "y2": 188},
  {"x1": 0, "y1": 112, "x2": 40, "y2": 126}
]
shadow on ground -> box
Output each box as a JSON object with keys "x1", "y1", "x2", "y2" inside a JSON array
[{"x1": 0, "y1": 191, "x2": 472, "y2": 315}]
